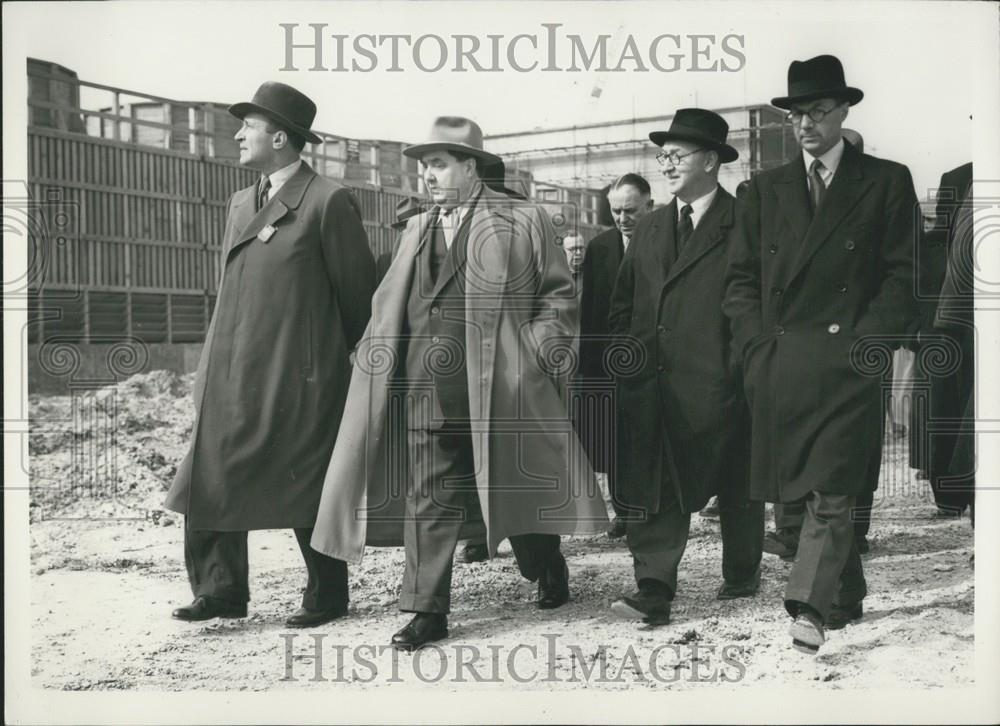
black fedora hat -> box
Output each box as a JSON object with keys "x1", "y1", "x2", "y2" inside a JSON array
[
  {"x1": 648, "y1": 108, "x2": 739, "y2": 163},
  {"x1": 771, "y1": 54, "x2": 863, "y2": 109},
  {"x1": 229, "y1": 82, "x2": 322, "y2": 145},
  {"x1": 404, "y1": 116, "x2": 502, "y2": 166}
]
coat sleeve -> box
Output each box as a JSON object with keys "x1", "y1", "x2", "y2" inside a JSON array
[
  {"x1": 525, "y1": 205, "x2": 579, "y2": 371},
  {"x1": 722, "y1": 176, "x2": 764, "y2": 356},
  {"x1": 855, "y1": 165, "x2": 919, "y2": 338},
  {"x1": 319, "y1": 187, "x2": 377, "y2": 351}
]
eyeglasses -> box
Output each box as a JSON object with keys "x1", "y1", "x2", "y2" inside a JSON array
[
  {"x1": 785, "y1": 105, "x2": 841, "y2": 124},
  {"x1": 655, "y1": 148, "x2": 704, "y2": 167}
]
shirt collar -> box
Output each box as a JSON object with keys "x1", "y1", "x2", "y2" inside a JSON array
[
  {"x1": 676, "y1": 185, "x2": 719, "y2": 228},
  {"x1": 437, "y1": 182, "x2": 484, "y2": 226},
  {"x1": 802, "y1": 137, "x2": 845, "y2": 178},
  {"x1": 265, "y1": 158, "x2": 302, "y2": 194}
]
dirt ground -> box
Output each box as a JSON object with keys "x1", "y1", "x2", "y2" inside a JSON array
[{"x1": 28, "y1": 371, "x2": 975, "y2": 690}]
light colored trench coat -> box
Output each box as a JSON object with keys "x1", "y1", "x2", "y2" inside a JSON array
[{"x1": 311, "y1": 186, "x2": 608, "y2": 563}]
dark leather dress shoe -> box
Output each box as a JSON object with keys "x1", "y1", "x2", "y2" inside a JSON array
[
  {"x1": 537, "y1": 557, "x2": 570, "y2": 609},
  {"x1": 285, "y1": 605, "x2": 348, "y2": 628},
  {"x1": 456, "y1": 542, "x2": 489, "y2": 564},
  {"x1": 826, "y1": 602, "x2": 863, "y2": 630},
  {"x1": 611, "y1": 580, "x2": 672, "y2": 625},
  {"x1": 391, "y1": 613, "x2": 448, "y2": 651},
  {"x1": 606, "y1": 517, "x2": 627, "y2": 539},
  {"x1": 855, "y1": 535, "x2": 871, "y2": 554},
  {"x1": 699, "y1": 498, "x2": 720, "y2": 520},
  {"x1": 717, "y1": 579, "x2": 759, "y2": 601},
  {"x1": 171, "y1": 596, "x2": 247, "y2": 622}
]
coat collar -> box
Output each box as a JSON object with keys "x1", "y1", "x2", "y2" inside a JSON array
[
  {"x1": 663, "y1": 186, "x2": 734, "y2": 288},
  {"x1": 226, "y1": 162, "x2": 317, "y2": 260}
]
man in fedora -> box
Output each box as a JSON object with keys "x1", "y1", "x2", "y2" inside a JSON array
[
  {"x1": 164, "y1": 82, "x2": 376, "y2": 627},
  {"x1": 577, "y1": 173, "x2": 654, "y2": 539},
  {"x1": 724, "y1": 55, "x2": 919, "y2": 654},
  {"x1": 608, "y1": 109, "x2": 761, "y2": 626},
  {"x1": 310, "y1": 116, "x2": 607, "y2": 651}
]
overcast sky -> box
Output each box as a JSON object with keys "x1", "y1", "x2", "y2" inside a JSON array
[{"x1": 5, "y1": 1, "x2": 998, "y2": 197}]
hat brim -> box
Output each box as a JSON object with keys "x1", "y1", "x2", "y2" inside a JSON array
[
  {"x1": 228, "y1": 102, "x2": 323, "y2": 145},
  {"x1": 769, "y1": 87, "x2": 864, "y2": 110},
  {"x1": 403, "y1": 141, "x2": 502, "y2": 166},
  {"x1": 648, "y1": 131, "x2": 739, "y2": 163}
]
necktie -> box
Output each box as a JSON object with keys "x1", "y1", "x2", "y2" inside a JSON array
[
  {"x1": 256, "y1": 176, "x2": 271, "y2": 212},
  {"x1": 428, "y1": 216, "x2": 447, "y2": 284},
  {"x1": 677, "y1": 204, "x2": 694, "y2": 252},
  {"x1": 809, "y1": 159, "x2": 826, "y2": 212}
]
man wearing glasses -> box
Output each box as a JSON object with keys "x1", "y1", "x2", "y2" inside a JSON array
[
  {"x1": 608, "y1": 109, "x2": 761, "y2": 627},
  {"x1": 724, "y1": 55, "x2": 920, "y2": 654}
]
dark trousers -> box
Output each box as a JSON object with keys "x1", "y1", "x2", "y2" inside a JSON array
[
  {"x1": 627, "y1": 493, "x2": 762, "y2": 599},
  {"x1": 183, "y1": 523, "x2": 348, "y2": 611},
  {"x1": 775, "y1": 490, "x2": 873, "y2": 539},
  {"x1": 784, "y1": 492, "x2": 867, "y2": 622},
  {"x1": 401, "y1": 424, "x2": 561, "y2": 614}
]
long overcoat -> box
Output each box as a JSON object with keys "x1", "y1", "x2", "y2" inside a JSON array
[
  {"x1": 310, "y1": 186, "x2": 608, "y2": 564},
  {"x1": 608, "y1": 189, "x2": 749, "y2": 516},
  {"x1": 164, "y1": 163, "x2": 376, "y2": 530},
  {"x1": 723, "y1": 141, "x2": 918, "y2": 503}
]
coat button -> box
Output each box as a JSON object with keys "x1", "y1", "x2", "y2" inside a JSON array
[
  {"x1": 431, "y1": 336, "x2": 440, "y2": 344},
  {"x1": 828, "y1": 323, "x2": 840, "y2": 334},
  {"x1": 845, "y1": 240, "x2": 856, "y2": 251},
  {"x1": 775, "y1": 325, "x2": 785, "y2": 336},
  {"x1": 769, "y1": 245, "x2": 778, "y2": 254},
  {"x1": 658, "y1": 365, "x2": 665, "y2": 372},
  {"x1": 658, "y1": 325, "x2": 666, "y2": 333},
  {"x1": 771, "y1": 286, "x2": 783, "y2": 296},
  {"x1": 837, "y1": 283, "x2": 848, "y2": 293},
  {"x1": 431, "y1": 306, "x2": 440, "y2": 314}
]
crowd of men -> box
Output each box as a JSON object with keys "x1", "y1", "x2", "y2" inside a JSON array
[{"x1": 162, "y1": 53, "x2": 976, "y2": 658}]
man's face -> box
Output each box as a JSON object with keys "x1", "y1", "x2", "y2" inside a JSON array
[
  {"x1": 789, "y1": 97, "x2": 848, "y2": 157},
  {"x1": 607, "y1": 184, "x2": 652, "y2": 239},
  {"x1": 563, "y1": 235, "x2": 586, "y2": 275},
  {"x1": 420, "y1": 151, "x2": 477, "y2": 209},
  {"x1": 659, "y1": 140, "x2": 712, "y2": 200},
  {"x1": 234, "y1": 113, "x2": 279, "y2": 170}
]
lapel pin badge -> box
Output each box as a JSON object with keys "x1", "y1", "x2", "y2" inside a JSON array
[{"x1": 258, "y1": 224, "x2": 277, "y2": 243}]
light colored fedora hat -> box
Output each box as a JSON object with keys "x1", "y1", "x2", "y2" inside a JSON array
[{"x1": 403, "y1": 116, "x2": 502, "y2": 165}]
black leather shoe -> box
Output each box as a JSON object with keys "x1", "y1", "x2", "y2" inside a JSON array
[
  {"x1": 763, "y1": 528, "x2": 799, "y2": 560},
  {"x1": 606, "y1": 517, "x2": 627, "y2": 539},
  {"x1": 716, "y1": 579, "x2": 759, "y2": 600},
  {"x1": 391, "y1": 613, "x2": 448, "y2": 651},
  {"x1": 171, "y1": 596, "x2": 247, "y2": 622},
  {"x1": 455, "y1": 542, "x2": 489, "y2": 564},
  {"x1": 611, "y1": 580, "x2": 671, "y2": 625},
  {"x1": 537, "y1": 557, "x2": 570, "y2": 609},
  {"x1": 826, "y1": 602, "x2": 863, "y2": 630},
  {"x1": 285, "y1": 605, "x2": 347, "y2": 628}
]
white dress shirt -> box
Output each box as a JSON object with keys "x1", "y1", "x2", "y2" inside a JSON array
[
  {"x1": 437, "y1": 183, "x2": 483, "y2": 249},
  {"x1": 676, "y1": 185, "x2": 719, "y2": 230},
  {"x1": 261, "y1": 158, "x2": 303, "y2": 202},
  {"x1": 802, "y1": 137, "x2": 845, "y2": 193}
]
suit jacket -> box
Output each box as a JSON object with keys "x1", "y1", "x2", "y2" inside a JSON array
[
  {"x1": 165, "y1": 162, "x2": 376, "y2": 530},
  {"x1": 723, "y1": 140, "x2": 919, "y2": 503},
  {"x1": 311, "y1": 185, "x2": 608, "y2": 564},
  {"x1": 608, "y1": 188, "x2": 748, "y2": 515}
]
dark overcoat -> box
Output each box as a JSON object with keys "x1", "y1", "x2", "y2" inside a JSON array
[
  {"x1": 164, "y1": 163, "x2": 376, "y2": 530},
  {"x1": 608, "y1": 188, "x2": 749, "y2": 516},
  {"x1": 310, "y1": 186, "x2": 608, "y2": 564},
  {"x1": 723, "y1": 141, "x2": 919, "y2": 503},
  {"x1": 576, "y1": 227, "x2": 625, "y2": 473}
]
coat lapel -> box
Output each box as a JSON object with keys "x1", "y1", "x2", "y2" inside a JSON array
[
  {"x1": 788, "y1": 142, "x2": 872, "y2": 284},
  {"x1": 226, "y1": 162, "x2": 316, "y2": 262},
  {"x1": 646, "y1": 199, "x2": 678, "y2": 277},
  {"x1": 773, "y1": 159, "x2": 813, "y2": 254},
  {"x1": 663, "y1": 188, "x2": 734, "y2": 288}
]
